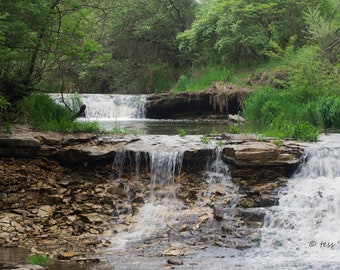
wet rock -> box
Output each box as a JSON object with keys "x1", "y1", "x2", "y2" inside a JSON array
[
  {"x1": 179, "y1": 224, "x2": 189, "y2": 232},
  {"x1": 16, "y1": 264, "x2": 47, "y2": 270},
  {"x1": 163, "y1": 243, "x2": 186, "y2": 256},
  {"x1": 72, "y1": 257, "x2": 100, "y2": 263},
  {"x1": 238, "y1": 197, "x2": 256, "y2": 208},
  {"x1": 167, "y1": 258, "x2": 184, "y2": 265},
  {"x1": 57, "y1": 252, "x2": 82, "y2": 260},
  {"x1": 213, "y1": 205, "x2": 224, "y2": 221}
]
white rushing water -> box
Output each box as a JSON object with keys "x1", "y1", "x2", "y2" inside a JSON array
[
  {"x1": 217, "y1": 133, "x2": 340, "y2": 270},
  {"x1": 49, "y1": 93, "x2": 147, "y2": 120},
  {"x1": 108, "y1": 147, "x2": 186, "y2": 250},
  {"x1": 104, "y1": 134, "x2": 340, "y2": 270}
]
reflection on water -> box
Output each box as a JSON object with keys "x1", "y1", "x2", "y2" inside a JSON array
[{"x1": 95, "y1": 119, "x2": 229, "y2": 135}]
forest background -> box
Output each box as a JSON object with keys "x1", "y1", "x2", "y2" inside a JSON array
[{"x1": 0, "y1": 0, "x2": 339, "y2": 140}]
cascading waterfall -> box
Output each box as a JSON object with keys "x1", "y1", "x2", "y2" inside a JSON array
[
  {"x1": 231, "y1": 134, "x2": 340, "y2": 269},
  {"x1": 49, "y1": 93, "x2": 147, "y2": 120},
  {"x1": 109, "y1": 148, "x2": 185, "y2": 248},
  {"x1": 149, "y1": 151, "x2": 184, "y2": 201},
  {"x1": 198, "y1": 147, "x2": 237, "y2": 207}
]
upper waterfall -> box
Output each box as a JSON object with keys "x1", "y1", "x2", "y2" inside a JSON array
[{"x1": 49, "y1": 93, "x2": 147, "y2": 120}]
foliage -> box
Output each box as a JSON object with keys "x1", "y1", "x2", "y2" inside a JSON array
[
  {"x1": 318, "y1": 95, "x2": 340, "y2": 128},
  {"x1": 173, "y1": 66, "x2": 234, "y2": 92},
  {"x1": 0, "y1": 0, "x2": 107, "y2": 100},
  {"x1": 243, "y1": 41, "x2": 339, "y2": 142},
  {"x1": 303, "y1": 4, "x2": 340, "y2": 63},
  {"x1": 274, "y1": 139, "x2": 283, "y2": 147},
  {"x1": 177, "y1": 0, "x2": 326, "y2": 66},
  {"x1": 0, "y1": 95, "x2": 10, "y2": 113},
  {"x1": 20, "y1": 93, "x2": 101, "y2": 132},
  {"x1": 200, "y1": 136, "x2": 210, "y2": 144},
  {"x1": 178, "y1": 128, "x2": 187, "y2": 137},
  {"x1": 228, "y1": 125, "x2": 241, "y2": 134},
  {"x1": 0, "y1": 95, "x2": 11, "y2": 133},
  {"x1": 25, "y1": 254, "x2": 53, "y2": 266}
]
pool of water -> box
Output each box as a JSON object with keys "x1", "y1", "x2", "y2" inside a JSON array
[{"x1": 93, "y1": 119, "x2": 230, "y2": 135}]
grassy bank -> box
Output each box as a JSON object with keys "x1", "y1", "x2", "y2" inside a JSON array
[{"x1": 173, "y1": 46, "x2": 339, "y2": 141}]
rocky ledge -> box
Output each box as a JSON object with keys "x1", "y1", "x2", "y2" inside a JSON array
[{"x1": 0, "y1": 125, "x2": 306, "y2": 266}]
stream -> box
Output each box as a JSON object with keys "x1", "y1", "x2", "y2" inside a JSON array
[{"x1": 1, "y1": 95, "x2": 339, "y2": 269}]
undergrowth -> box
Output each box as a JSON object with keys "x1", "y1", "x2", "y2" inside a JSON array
[{"x1": 242, "y1": 47, "x2": 339, "y2": 141}]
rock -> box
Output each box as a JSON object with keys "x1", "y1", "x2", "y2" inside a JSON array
[
  {"x1": 213, "y1": 205, "x2": 224, "y2": 221},
  {"x1": 167, "y1": 258, "x2": 184, "y2": 265},
  {"x1": 0, "y1": 125, "x2": 306, "y2": 255},
  {"x1": 163, "y1": 243, "x2": 186, "y2": 256},
  {"x1": 57, "y1": 252, "x2": 81, "y2": 260},
  {"x1": 16, "y1": 264, "x2": 47, "y2": 270},
  {"x1": 79, "y1": 213, "x2": 107, "y2": 224},
  {"x1": 179, "y1": 224, "x2": 189, "y2": 232},
  {"x1": 37, "y1": 205, "x2": 55, "y2": 219},
  {"x1": 0, "y1": 135, "x2": 40, "y2": 157},
  {"x1": 238, "y1": 197, "x2": 256, "y2": 208},
  {"x1": 146, "y1": 85, "x2": 248, "y2": 118},
  {"x1": 72, "y1": 257, "x2": 100, "y2": 263},
  {"x1": 229, "y1": 114, "x2": 245, "y2": 123}
]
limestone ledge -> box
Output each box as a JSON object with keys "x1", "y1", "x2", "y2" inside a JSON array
[{"x1": 0, "y1": 125, "x2": 306, "y2": 177}]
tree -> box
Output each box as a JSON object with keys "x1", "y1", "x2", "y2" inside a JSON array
[
  {"x1": 177, "y1": 0, "x2": 332, "y2": 65},
  {"x1": 92, "y1": 0, "x2": 197, "y2": 93},
  {"x1": 0, "y1": 0, "x2": 106, "y2": 101}
]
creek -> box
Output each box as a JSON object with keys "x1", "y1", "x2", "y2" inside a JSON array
[
  {"x1": 1, "y1": 94, "x2": 339, "y2": 269},
  {"x1": 93, "y1": 134, "x2": 340, "y2": 270}
]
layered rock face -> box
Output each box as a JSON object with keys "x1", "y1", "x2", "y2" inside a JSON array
[
  {"x1": 146, "y1": 83, "x2": 249, "y2": 119},
  {"x1": 0, "y1": 126, "x2": 306, "y2": 254}
]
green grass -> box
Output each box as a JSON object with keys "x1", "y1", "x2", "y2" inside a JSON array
[
  {"x1": 173, "y1": 66, "x2": 234, "y2": 92},
  {"x1": 20, "y1": 93, "x2": 102, "y2": 133},
  {"x1": 25, "y1": 254, "x2": 53, "y2": 266}
]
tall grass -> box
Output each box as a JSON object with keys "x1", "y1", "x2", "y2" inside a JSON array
[
  {"x1": 173, "y1": 66, "x2": 234, "y2": 92},
  {"x1": 20, "y1": 93, "x2": 101, "y2": 133},
  {"x1": 25, "y1": 254, "x2": 53, "y2": 266}
]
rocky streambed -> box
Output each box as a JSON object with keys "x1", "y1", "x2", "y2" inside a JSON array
[{"x1": 0, "y1": 125, "x2": 306, "y2": 269}]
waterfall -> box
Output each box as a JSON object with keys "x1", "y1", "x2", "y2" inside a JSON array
[
  {"x1": 198, "y1": 147, "x2": 237, "y2": 207},
  {"x1": 149, "y1": 151, "x2": 184, "y2": 201},
  {"x1": 240, "y1": 134, "x2": 340, "y2": 269},
  {"x1": 49, "y1": 93, "x2": 147, "y2": 120},
  {"x1": 108, "y1": 149, "x2": 185, "y2": 248}
]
